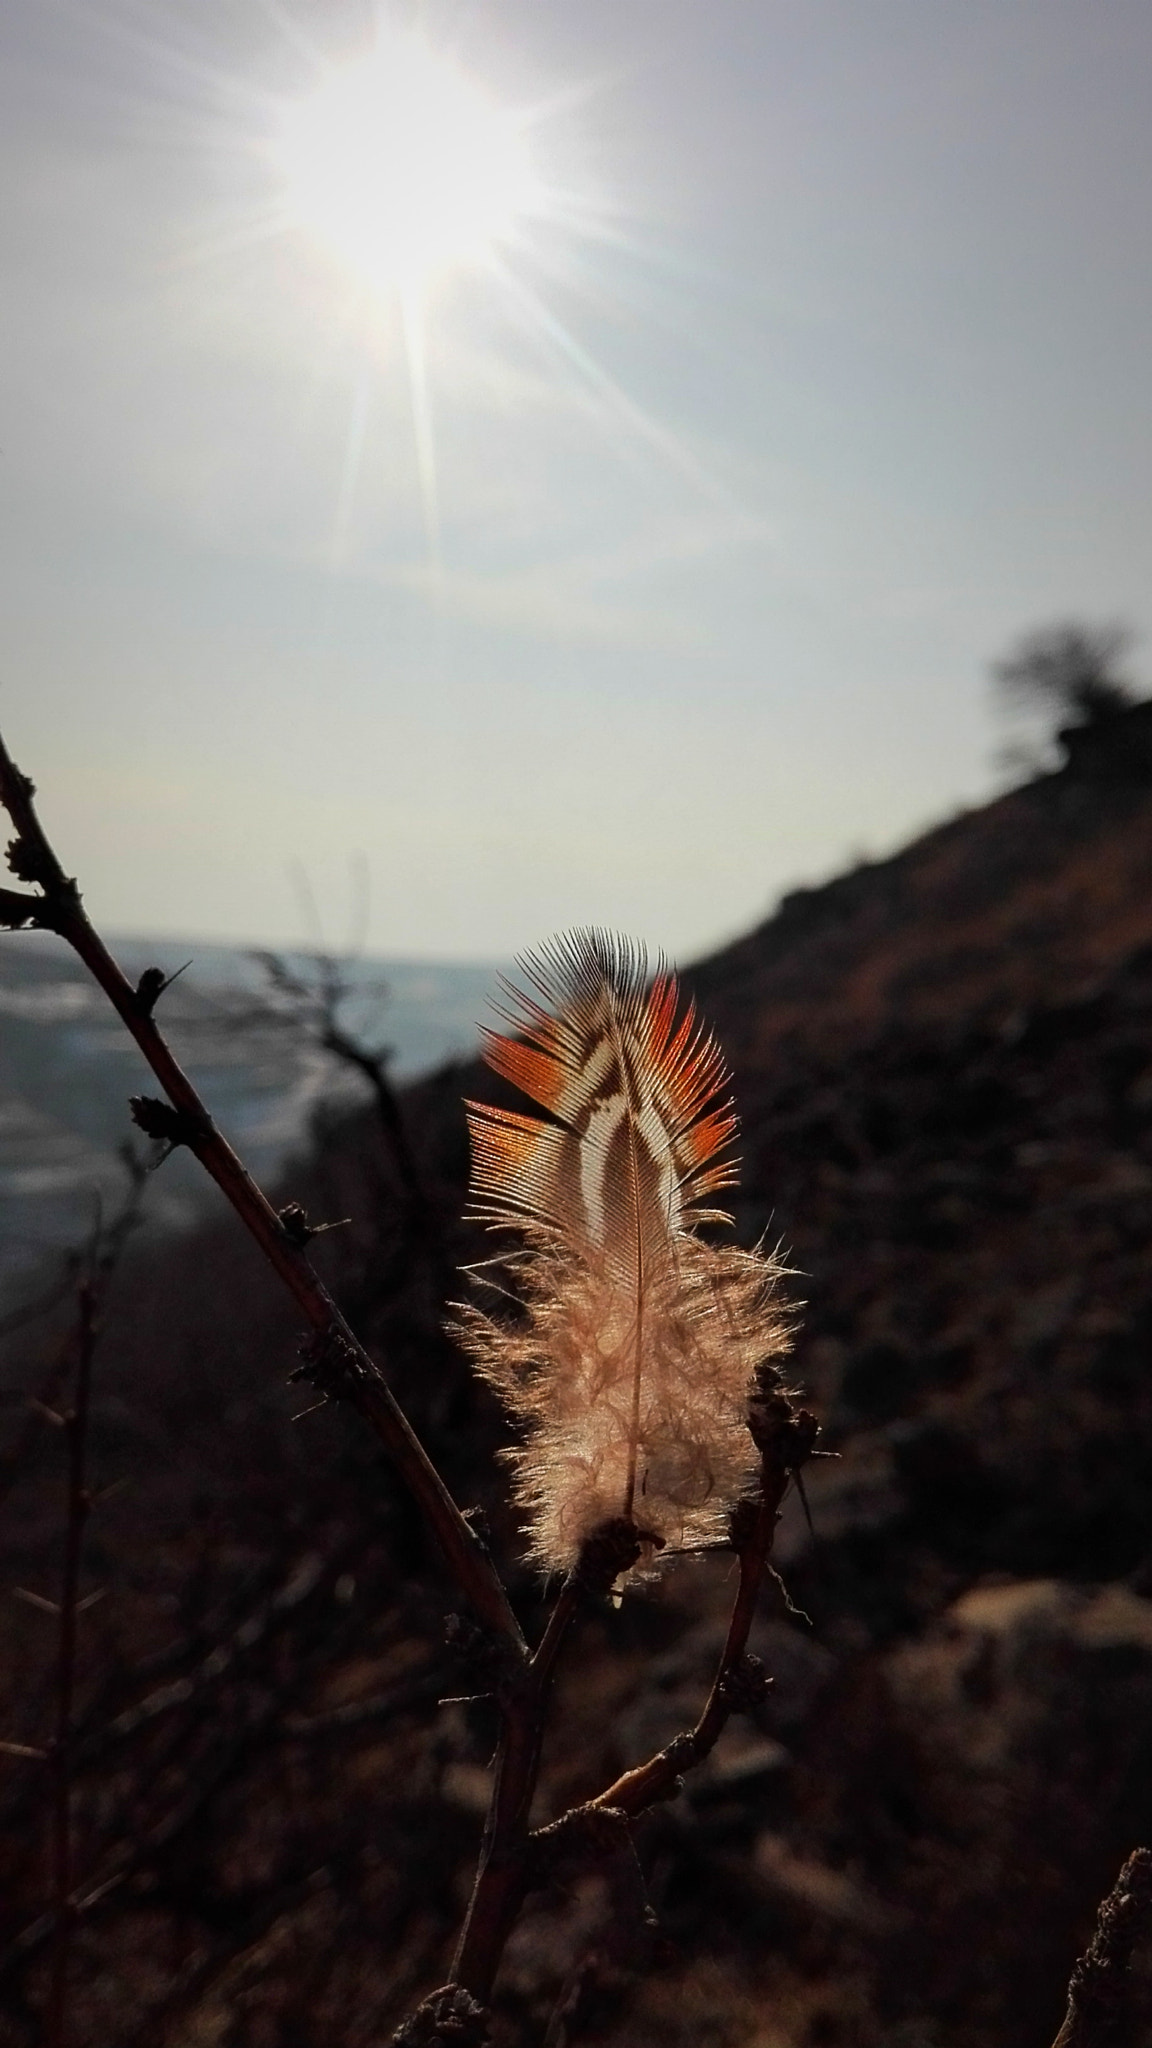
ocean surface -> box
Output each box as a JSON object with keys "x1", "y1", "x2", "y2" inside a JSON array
[{"x1": 0, "y1": 932, "x2": 502, "y2": 1297}]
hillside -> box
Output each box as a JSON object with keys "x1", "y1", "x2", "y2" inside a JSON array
[
  {"x1": 3, "y1": 711, "x2": 1152, "y2": 2047},
  {"x1": 694, "y1": 708, "x2": 1152, "y2": 1055}
]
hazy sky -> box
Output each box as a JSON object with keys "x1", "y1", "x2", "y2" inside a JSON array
[{"x1": 2, "y1": 0, "x2": 1150, "y2": 961}]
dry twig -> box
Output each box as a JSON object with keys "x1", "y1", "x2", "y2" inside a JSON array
[
  {"x1": 0, "y1": 1157, "x2": 147, "y2": 2045},
  {"x1": 252, "y1": 948, "x2": 430, "y2": 1220}
]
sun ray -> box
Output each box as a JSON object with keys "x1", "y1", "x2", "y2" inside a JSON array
[
  {"x1": 487, "y1": 258, "x2": 739, "y2": 509},
  {"x1": 399, "y1": 285, "x2": 443, "y2": 572},
  {"x1": 330, "y1": 356, "x2": 374, "y2": 570}
]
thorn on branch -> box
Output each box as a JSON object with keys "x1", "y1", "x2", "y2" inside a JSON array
[
  {"x1": 290, "y1": 1397, "x2": 330, "y2": 1424},
  {"x1": 12, "y1": 1587, "x2": 62, "y2": 1617},
  {"x1": 29, "y1": 1399, "x2": 68, "y2": 1430}
]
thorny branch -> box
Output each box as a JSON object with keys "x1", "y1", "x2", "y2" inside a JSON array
[
  {"x1": 399, "y1": 1387, "x2": 818, "y2": 2036},
  {"x1": 0, "y1": 726, "x2": 523, "y2": 1658},
  {"x1": 448, "y1": 1564, "x2": 593, "y2": 2004},
  {"x1": 1051, "y1": 1847, "x2": 1152, "y2": 2048},
  {"x1": 579, "y1": 1391, "x2": 817, "y2": 1827}
]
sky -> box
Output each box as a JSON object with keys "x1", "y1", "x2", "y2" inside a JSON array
[{"x1": 1, "y1": 0, "x2": 1150, "y2": 964}]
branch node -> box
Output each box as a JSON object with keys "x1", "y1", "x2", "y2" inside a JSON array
[
  {"x1": 718, "y1": 1651, "x2": 772, "y2": 1713},
  {"x1": 747, "y1": 1369, "x2": 819, "y2": 1469},
  {"x1": 5, "y1": 831, "x2": 42, "y2": 886},
  {"x1": 279, "y1": 1201, "x2": 318, "y2": 1247},
  {"x1": 444, "y1": 1612, "x2": 524, "y2": 1702},
  {"x1": 574, "y1": 1517, "x2": 645, "y2": 1597},
  {"x1": 727, "y1": 1497, "x2": 761, "y2": 1553},
  {"x1": 0, "y1": 886, "x2": 52, "y2": 932},
  {"x1": 133, "y1": 966, "x2": 166, "y2": 1016},
  {"x1": 388, "y1": 1982, "x2": 490, "y2": 2047},
  {"x1": 660, "y1": 1731, "x2": 698, "y2": 1775},
  {"x1": 278, "y1": 1201, "x2": 352, "y2": 1248},
  {"x1": 290, "y1": 1324, "x2": 366, "y2": 1401},
  {"x1": 461, "y1": 1504, "x2": 492, "y2": 1549},
  {"x1": 4, "y1": 831, "x2": 78, "y2": 910},
  {"x1": 128, "y1": 1096, "x2": 205, "y2": 1150},
  {"x1": 132, "y1": 964, "x2": 191, "y2": 1016}
]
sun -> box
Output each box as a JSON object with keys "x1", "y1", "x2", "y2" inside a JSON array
[
  {"x1": 273, "y1": 32, "x2": 542, "y2": 296},
  {"x1": 263, "y1": 24, "x2": 703, "y2": 568}
]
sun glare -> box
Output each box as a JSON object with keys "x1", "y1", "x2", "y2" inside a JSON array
[
  {"x1": 274, "y1": 34, "x2": 541, "y2": 295},
  {"x1": 260, "y1": 22, "x2": 705, "y2": 571}
]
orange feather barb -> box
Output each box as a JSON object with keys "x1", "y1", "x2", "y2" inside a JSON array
[{"x1": 455, "y1": 930, "x2": 794, "y2": 1583}]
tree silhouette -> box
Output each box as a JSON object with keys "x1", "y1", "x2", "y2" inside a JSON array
[{"x1": 993, "y1": 621, "x2": 1137, "y2": 731}]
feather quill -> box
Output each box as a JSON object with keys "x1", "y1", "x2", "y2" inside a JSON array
[{"x1": 456, "y1": 930, "x2": 793, "y2": 1581}]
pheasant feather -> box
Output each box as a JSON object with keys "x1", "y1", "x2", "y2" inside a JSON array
[{"x1": 456, "y1": 930, "x2": 793, "y2": 1580}]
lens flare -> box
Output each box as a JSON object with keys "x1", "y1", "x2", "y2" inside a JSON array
[{"x1": 274, "y1": 34, "x2": 541, "y2": 295}]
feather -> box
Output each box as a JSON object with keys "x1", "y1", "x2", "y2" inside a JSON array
[{"x1": 455, "y1": 930, "x2": 793, "y2": 1582}]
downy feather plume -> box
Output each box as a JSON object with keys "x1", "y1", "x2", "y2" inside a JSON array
[{"x1": 455, "y1": 929, "x2": 793, "y2": 1581}]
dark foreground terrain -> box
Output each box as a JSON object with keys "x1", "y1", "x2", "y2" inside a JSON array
[{"x1": 4, "y1": 712, "x2": 1152, "y2": 2046}]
